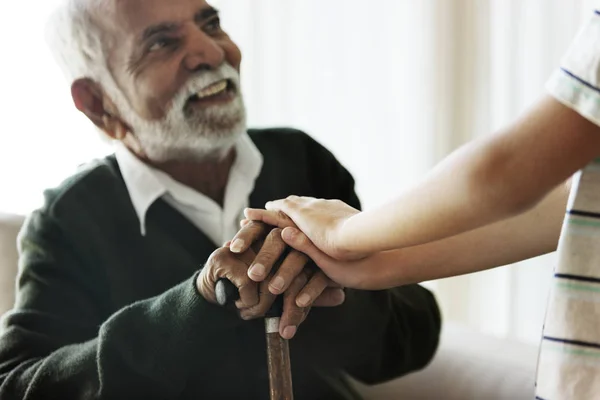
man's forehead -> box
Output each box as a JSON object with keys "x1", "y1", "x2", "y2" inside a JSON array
[{"x1": 105, "y1": 0, "x2": 213, "y2": 36}]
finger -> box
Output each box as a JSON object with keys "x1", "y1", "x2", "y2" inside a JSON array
[
  {"x1": 226, "y1": 269, "x2": 259, "y2": 309},
  {"x1": 239, "y1": 280, "x2": 277, "y2": 320},
  {"x1": 202, "y1": 248, "x2": 259, "y2": 307},
  {"x1": 230, "y1": 220, "x2": 269, "y2": 253},
  {"x1": 327, "y1": 280, "x2": 344, "y2": 289},
  {"x1": 235, "y1": 298, "x2": 246, "y2": 309},
  {"x1": 279, "y1": 272, "x2": 310, "y2": 340},
  {"x1": 219, "y1": 247, "x2": 257, "y2": 309},
  {"x1": 247, "y1": 228, "x2": 287, "y2": 282},
  {"x1": 295, "y1": 270, "x2": 329, "y2": 308},
  {"x1": 216, "y1": 250, "x2": 259, "y2": 307},
  {"x1": 268, "y1": 250, "x2": 309, "y2": 295},
  {"x1": 239, "y1": 219, "x2": 251, "y2": 228},
  {"x1": 281, "y1": 227, "x2": 334, "y2": 268},
  {"x1": 312, "y1": 288, "x2": 346, "y2": 307},
  {"x1": 236, "y1": 247, "x2": 257, "y2": 267},
  {"x1": 264, "y1": 200, "x2": 284, "y2": 211},
  {"x1": 244, "y1": 208, "x2": 297, "y2": 229}
]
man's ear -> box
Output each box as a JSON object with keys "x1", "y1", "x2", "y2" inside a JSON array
[{"x1": 71, "y1": 78, "x2": 129, "y2": 140}]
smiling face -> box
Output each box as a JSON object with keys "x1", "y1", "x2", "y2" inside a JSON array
[{"x1": 98, "y1": 0, "x2": 246, "y2": 161}]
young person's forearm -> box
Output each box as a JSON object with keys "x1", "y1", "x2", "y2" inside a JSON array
[
  {"x1": 371, "y1": 180, "x2": 570, "y2": 287},
  {"x1": 342, "y1": 96, "x2": 600, "y2": 254}
]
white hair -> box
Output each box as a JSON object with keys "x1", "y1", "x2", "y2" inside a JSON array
[
  {"x1": 45, "y1": 0, "x2": 247, "y2": 162},
  {"x1": 45, "y1": 0, "x2": 121, "y2": 100}
]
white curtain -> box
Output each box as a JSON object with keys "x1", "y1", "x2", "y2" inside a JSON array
[{"x1": 2, "y1": 0, "x2": 600, "y2": 343}]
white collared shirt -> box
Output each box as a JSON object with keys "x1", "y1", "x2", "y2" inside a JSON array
[{"x1": 114, "y1": 133, "x2": 263, "y2": 246}]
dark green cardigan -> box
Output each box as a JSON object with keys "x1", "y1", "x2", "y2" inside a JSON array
[{"x1": 0, "y1": 129, "x2": 441, "y2": 399}]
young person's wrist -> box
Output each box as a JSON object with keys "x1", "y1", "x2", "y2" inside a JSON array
[{"x1": 334, "y1": 212, "x2": 373, "y2": 260}]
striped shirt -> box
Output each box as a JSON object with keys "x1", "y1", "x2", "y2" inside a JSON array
[{"x1": 536, "y1": 11, "x2": 600, "y2": 400}]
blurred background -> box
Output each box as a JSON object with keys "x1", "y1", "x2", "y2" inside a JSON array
[{"x1": 1, "y1": 0, "x2": 600, "y2": 344}]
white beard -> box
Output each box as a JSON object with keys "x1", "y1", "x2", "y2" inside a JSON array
[{"x1": 109, "y1": 63, "x2": 247, "y2": 162}]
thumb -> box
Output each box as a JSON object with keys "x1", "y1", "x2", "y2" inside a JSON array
[{"x1": 281, "y1": 227, "x2": 333, "y2": 268}]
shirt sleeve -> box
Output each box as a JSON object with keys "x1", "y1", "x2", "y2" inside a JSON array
[{"x1": 547, "y1": 11, "x2": 600, "y2": 126}]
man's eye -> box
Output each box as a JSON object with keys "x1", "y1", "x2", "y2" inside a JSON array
[
  {"x1": 205, "y1": 18, "x2": 222, "y2": 33},
  {"x1": 148, "y1": 39, "x2": 174, "y2": 52}
]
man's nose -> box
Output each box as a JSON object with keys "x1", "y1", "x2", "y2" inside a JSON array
[{"x1": 183, "y1": 29, "x2": 226, "y2": 72}]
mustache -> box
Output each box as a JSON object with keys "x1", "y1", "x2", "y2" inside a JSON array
[{"x1": 171, "y1": 63, "x2": 241, "y2": 111}]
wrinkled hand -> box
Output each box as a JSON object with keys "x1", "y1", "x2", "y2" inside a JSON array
[
  {"x1": 197, "y1": 221, "x2": 345, "y2": 339},
  {"x1": 244, "y1": 196, "x2": 366, "y2": 261}
]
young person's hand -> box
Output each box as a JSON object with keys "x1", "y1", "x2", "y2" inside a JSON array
[{"x1": 244, "y1": 196, "x2": 368, "y2": 261}]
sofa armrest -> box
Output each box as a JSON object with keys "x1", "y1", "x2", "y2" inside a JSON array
[{"x1": 0, "y1": 213, "x2": 24, "y2": 316}]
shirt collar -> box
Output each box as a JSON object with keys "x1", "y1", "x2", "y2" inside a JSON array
[{"x1": 114, "y1": 132, "x2": 263, "y2": 236}]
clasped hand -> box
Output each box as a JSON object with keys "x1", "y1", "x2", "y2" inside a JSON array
[{"x1": 197, "y1": 220, "x2": 345, "y2": 339}]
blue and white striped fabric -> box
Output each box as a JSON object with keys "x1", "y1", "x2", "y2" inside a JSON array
[{"x1": 536, "y1": 11, "x2": 600, "y2": 400}]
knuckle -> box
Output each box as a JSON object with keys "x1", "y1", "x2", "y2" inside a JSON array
[
  {"x1": 256, "y1": 250, "x2": 277, "y2": 263},
  {"x1": 282, "y1": 198, "x2": 295, "y2": 208},
  {"x1": 284, "y1": 300, "x2": 304, "y2": 316},
  {"x1": 242, "y1": 308, "x2": 262, "y2": 319},
  {"x1": 251, "y1": 220, "x2": 267, "y2": 231},
  {"x1": 210, "y1": 248, "x2": 230, "y2": 266},
  {"x1": 307, "y1": 274, "x2": 328, "y2": 292},
  {"x1": 277, "y1": 265, "x2": 301, "y2": 283},
  {"x1": 288, "y1": 313, "x2": 304, "y2": 325},
  {"x1": 264, "y1": 231, "x2": 285, "y2": 250},
  {"x1": 268, "y1": 227, "x2": 283, "y2": 238},
  {"x1": 237, "y1": 279, "x2": 253, "y2": 292},
  {"x1": 316, "y1": 275, "x2": 330, "y2": 288},
  {"x1": 276, "y1": 210, "x2": 291, "y2": 222},
  {"x1": 241, "y1": 220, "x2": 264, "y2": 236},
  {"x1": 238, "y1": 222, "x2": 255, "y2": 236},
  {"x1": 293, "y1": 306, "x2": 309, "y2": 321}
]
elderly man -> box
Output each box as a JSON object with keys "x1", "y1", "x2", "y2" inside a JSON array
[{"x1": 0, "y1": 0, "x2": 441, "y2": 398}]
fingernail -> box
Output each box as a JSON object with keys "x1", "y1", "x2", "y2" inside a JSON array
[
  {"x1": 230, "y1": 239, "x2": 245, "y2": 253},
  {"x1": 249, "y1": 263, "x2": 265, "y2": 278},
  {"x1": 270, "y1": 277, "x2": 285, "y2": 292},
  {"x1": 282, "y1": 228, "x2": 296, "y2": 241},
  {"x1": 282, "y1": 326, "x2": 297, "y2": 339},
  {"x1": 297, "y1": 294, "x2": 311, "y2": 307}
]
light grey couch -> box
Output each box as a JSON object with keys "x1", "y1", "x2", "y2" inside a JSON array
[
  {"x1": 0, "y1": 213, "x2": 22, "y2": 317},
  {"x1": 0, "y1": 213, "x2": 538, "y2": 399}
]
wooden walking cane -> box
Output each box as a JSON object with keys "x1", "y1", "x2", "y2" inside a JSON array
[{"x1": 215, "y1": 279, "x2": 294, "y2": 400}]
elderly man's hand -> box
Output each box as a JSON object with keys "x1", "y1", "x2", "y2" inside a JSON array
[{"x1": 196, "y1": 221, "x2": 345, "y2": 339}]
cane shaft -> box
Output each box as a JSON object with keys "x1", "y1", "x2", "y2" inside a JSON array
[{"x1": 265, "y1": 317, "x2": 293, "y2": 400}]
